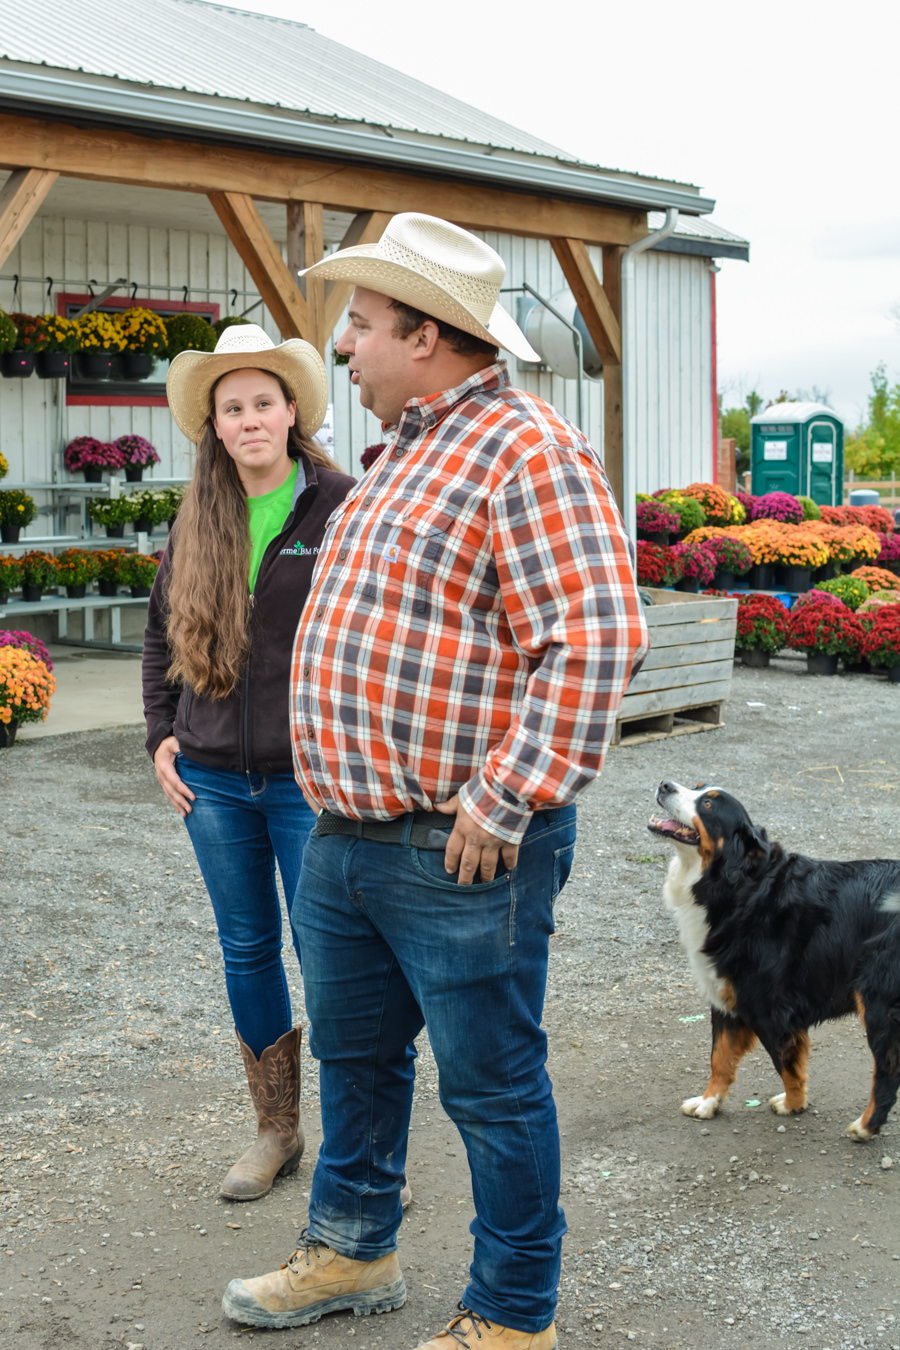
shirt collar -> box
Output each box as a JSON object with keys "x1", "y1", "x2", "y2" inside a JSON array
[{"x1": 388, "y1": 361, "x2": 510, "y2": 437}]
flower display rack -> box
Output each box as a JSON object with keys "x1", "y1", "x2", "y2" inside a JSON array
[{"x1": 613, "y1": 587, "x2": 738, "y2": 747}]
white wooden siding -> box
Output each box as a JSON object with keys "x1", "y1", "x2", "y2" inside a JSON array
[{"x1": 1, "y1": 216, "x2": 713, "y2": 536}]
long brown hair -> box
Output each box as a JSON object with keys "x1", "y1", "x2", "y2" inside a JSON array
[{"x1": 166, "y1": 372, "x2": 336, "y2": 699}]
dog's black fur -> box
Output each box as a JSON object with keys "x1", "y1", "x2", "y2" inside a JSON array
[{"x1": 648, "y1": 780, "x2": 900, "y2": 1138}]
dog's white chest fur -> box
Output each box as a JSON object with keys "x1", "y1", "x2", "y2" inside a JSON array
[{"x1": 663, "y1": 852, "x2": 730, "y2": 1012}]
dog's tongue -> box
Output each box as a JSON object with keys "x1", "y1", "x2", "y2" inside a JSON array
[{"x1": 649, "y1": 815, "x2": 681, "y2": 831}]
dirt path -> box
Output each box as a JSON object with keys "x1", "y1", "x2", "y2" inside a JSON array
[{"x1": 1, "y1": 657, "x2": 898, "y2": 1349}]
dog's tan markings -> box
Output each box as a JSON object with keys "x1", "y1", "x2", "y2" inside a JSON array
[
  {"x1": 771, "y1": 1030, "x2": 810, "y2": 1114},
  {"x1": 695, "y1": 817, "x2": 718, "y2": 871},
  {"x1": 682, "y1": 1023, "x2": 759, "y2": 1117},
  {"x1": 854, "y1": 990, "x2": 867, "y2": 1028},
  {"x1": 720, "y1": 979, "x2": 737, "y2": 1012}
]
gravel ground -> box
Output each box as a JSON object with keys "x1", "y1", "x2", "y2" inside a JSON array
[{"x1": 1, "y1": 652, "x2": 898, "y2": 1350}]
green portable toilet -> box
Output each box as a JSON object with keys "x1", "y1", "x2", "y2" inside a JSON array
[{"x1": 750, "y1": 403, "x2": 844, "y2": 506}]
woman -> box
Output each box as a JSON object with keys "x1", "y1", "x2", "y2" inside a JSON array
[{"x1": 142, "y1": 323, "x2": 354, "y2": 1201}]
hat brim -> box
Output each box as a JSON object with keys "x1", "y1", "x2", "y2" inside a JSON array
[
  {"x1": 303, "y1": 246, "x2": 540, "y2": 364},
  {"x1": 166, "y1": 340, "x2": 329, "y2": 445}
]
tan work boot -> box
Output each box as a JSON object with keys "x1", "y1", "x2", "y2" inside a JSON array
[
  {"x1": 219, "y1": 1025, "x2": 305, "y2": 1201},
  {"x1": 415, "y1": 1306, "x2": 557, "y2": 1350},
  {"x1": 221, "y1": 1231, "x2": 406, "y2": 1328}
]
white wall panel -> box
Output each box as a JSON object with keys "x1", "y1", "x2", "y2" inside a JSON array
[{"x1": 1, "y1": 215, "x2": 715, "y2": 540}]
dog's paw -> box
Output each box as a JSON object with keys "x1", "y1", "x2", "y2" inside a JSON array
[
  {"x1": 769, "y1": 1091, "x2": 807, "y2": 1115},
  {"x1": 846, "y1": 1115, "x2": 874, "y2": 1141},
  {"x1": 681, "y1": 1094, "x2": 721, "y2": 1119}
]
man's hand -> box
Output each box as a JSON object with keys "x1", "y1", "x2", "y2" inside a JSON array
[
  {"x1": 153, "y1": 735, "x2": 196, "y2": 818},
  {"x1": 435, "y1": 795, "x2": 519, "y2": 884}
]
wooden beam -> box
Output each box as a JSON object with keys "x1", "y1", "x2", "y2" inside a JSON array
[
  {"x1": 0, "y1": 114, "x2": 647, "y2": 248},
  {"x1": 322, "y1": 210, "x2": 393, "y2": 340},
  {"x1": 302, "y1": 201, "x2": 325, "y2": 354},
  {"x1": 601, "y1": 244, "x2": 624, "y2": 510},
  {"x1": 0, "y1": 166, "x2": 58, "y2": 269},
  {"x1": 208, "y1": 191, "x2": 309, "y2": 340},
  {"x1": 550, "y1": 237, "x2": 621, "y2": 363}
]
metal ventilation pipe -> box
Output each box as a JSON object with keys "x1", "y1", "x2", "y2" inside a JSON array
[{"x1": 620, "y1": 208, "x2": 679, "y2": 538}]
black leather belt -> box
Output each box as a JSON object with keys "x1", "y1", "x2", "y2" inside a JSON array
[{"x1": 315, "y1": 809, "x2": 452, "y2": 851}]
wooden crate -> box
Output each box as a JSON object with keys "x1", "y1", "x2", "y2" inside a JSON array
[{"x1": 613, "y1": 588, "x2": 738, "y2": 747}]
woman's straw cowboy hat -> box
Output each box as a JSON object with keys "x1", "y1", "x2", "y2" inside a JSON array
[
  {"x1": 167, "y1": 323, "x2": 329, "y2": 444},
  {"x1": 302, "y1": 213, "x2": 540, "y2": 363}
]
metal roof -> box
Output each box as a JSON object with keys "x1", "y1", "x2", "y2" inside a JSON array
[
  {"x1": 0, "y1": 0, "x2": 717, "y2": 216},
  {"x1": 647, "y1": 211, "x2": 749, "y2": 261},
  {"x1": 0, "y1": 0, "x2": 570, "y2": 158}
]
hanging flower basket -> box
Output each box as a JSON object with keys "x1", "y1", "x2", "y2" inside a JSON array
[
  {"x1": 1, "y1": 350, "x2": 35, "y2": 377},
  {"x1": 35, "y1": 350, "x2": 71, "y2": 379},
  {"x1": 121, "y1": 352, "x2": 154, "y2": 379},
  {"x1": 74, "y1": 350, "x2": 115, "y2": 380}
]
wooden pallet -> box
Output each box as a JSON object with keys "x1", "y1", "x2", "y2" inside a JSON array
[
  {"x1": 612, "y1": 699, "x2": 725, "y2": 747},
  {"x1": 613, "y1": 588, "x2": 738, "y2": 748}
]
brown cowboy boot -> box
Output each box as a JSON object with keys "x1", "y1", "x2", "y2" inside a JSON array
[{"x1": 219, "y1": 1025, "x2": 305, "y2": 1201}]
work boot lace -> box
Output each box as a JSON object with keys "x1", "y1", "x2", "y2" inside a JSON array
[
  {"x1": 443, "y1": 1305, "x2": 494, "y2": 1346},
  {"x1": 286, "y1": 1228, "x2": 327, "y2": 1269}
]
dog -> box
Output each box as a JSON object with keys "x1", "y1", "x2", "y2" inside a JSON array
[{"x1": 648, "y1": 780, "x2": 900, "y2": 1139}]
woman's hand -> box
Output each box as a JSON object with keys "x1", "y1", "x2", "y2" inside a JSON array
[{"x1": 153, "y1": 736, "x2": 196, "y2": 817}]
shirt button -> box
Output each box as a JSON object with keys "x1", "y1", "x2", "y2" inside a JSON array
[
  {"x1": 303, "y1": 665, "x2": 311, "y2": 677},
  {"x1": 363, "y1": 495, "x2": 375, "y2": 507},
  {"x1": 338, "y1": 549, "x2": 348, "y2": 561},
  {"x1": 307, "y1": 727, "x2": 316, "y2": 740},
  {"x1": 394, "y1": 448, "x2": 406, "y2": 458},
  {"x1": 315, "y1": 606, "x2": 324, "y2": 618}
]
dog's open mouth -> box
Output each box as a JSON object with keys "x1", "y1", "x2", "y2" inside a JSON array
[{"x1": 648, "y1": 814, "x2": 701, "y2": 846}]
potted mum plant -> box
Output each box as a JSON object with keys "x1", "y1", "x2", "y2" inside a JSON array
[
  {"x1": 636, "y1": 498, "x2": 680, "y2": 544},
  {"x1": 0, "y1": 307, "x2": 16, "y2": 362},
  {"x1": 113, "y1": 434, "x2": 161, "y2": 482},
  {"x1": 767, "y1": 528, "x2": 829, "y2": 593},
  {"x1": 73, "y1": 311, "x2": 126, "y2": 379},
  {"x1": 1, "y1": 313, "x2": 49, "y2": 378},
  {"x1": 35, "y1": 314, "x2": 79, "y2": 378},
  {"x1": 734, "y1": 592, "x2": 790, "y2": 668},
  {"x1": 701, "y1": 533, "x2": 754, "y2": 588},
  {"x1": 0, "y1": 554, "x2": 25, "y2": 601},
  {"x1": 127, "y1": 487, "x2": 171, "y2": 533},
  {"x1": 787, "y1": 598, "x2": 866, "y2": 676},
  {"x1": 361, "y1": 442, "x2": 387, "y2": 470},
  {"x1": 861, "y1": 604, "x2": 900, "y2": 683},
  {"x1": 670, "y1": 538, "x2": 716, "y2": 592},
  {"x1": 852, "y1": 565, "x2": 900, "y2": 595},
  {"x1": 20, "y1": 550, "x2": 59, "y2": 602},
  {"x1": 63, "y1": 435, "x2": 126, "y2": 482},
  {"x1": 164, "y1": 313, "x2": 216, "y2": 359},
  {"x1": 87, "y1": 496, "x2": 138, "y2": 538},
  {"x1": 54, "y1": 547, "x2": 100, "y2": 598},
  {"x1": 95, "y1": 548, "x2": 127, "y2": 596},
  {"x1": 114, "y1": 307, "x2": 168, "y2": 379},
  {"x1": 117, "y1": 550, "x2": 160, "y2": 597},
  {"x1": 161, "y1": 483, "x2": 186, "y2": 530},
  {"x1": 815, "y1": 573, "x2": 870, "y2": 611},
  {"x1": 654, "y1": 490, "x2": 706, "y2": 537},
  {"x1": 0, "y1": 489, "x2": 37, "y2": 544},
  {"x1": 749, "y1": 491, "x2": 804, "y2": 525},
  {"x1": 681, "y1": 482, "x2": 745, "y2": 527},
  {"x1": 635, "y1": 541, "x2": 682, "y2": 589},
  {"x1": 875, "y1": 532, "x2": 900, "y2": 575},
  {"x1": 0, "y1": 644, "x2": 56, "y2": 747}
]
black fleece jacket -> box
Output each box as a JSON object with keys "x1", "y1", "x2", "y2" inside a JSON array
[{"x1": 142, "y1": 452, "x2": 355, "y2": 775}]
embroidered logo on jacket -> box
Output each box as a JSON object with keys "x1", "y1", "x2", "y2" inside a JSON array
[{"x1": 280, "y1": 540, "x2": 320, "y2": 557}]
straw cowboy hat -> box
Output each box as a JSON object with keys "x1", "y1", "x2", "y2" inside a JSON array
[
  {"x1": 166, "y1": 323, "x2": 329, "y2": 444},
  {"x1": 301, "y1": 213, "x2": 540, "y2": 363}
]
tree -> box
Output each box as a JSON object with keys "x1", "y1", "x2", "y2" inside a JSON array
[{"x1": 844, "y1": 363, "x2": 900, "y2": 478}]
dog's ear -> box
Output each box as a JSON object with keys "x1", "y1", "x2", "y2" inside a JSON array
[{"x1": 720, "y1": 821, "x2": 769, "y2": 885}]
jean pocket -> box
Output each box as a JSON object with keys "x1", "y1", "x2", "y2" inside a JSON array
[
  {"x1": 552, "y1": 842, "x2": 575, "y2": 900},
  {"x1": 410, "y1": 843, "x2": 516, "y2": 893}
]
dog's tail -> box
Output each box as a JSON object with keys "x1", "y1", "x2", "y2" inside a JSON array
[{"x1": 881, "y1": 890, "x2": 900, "y2": 913}]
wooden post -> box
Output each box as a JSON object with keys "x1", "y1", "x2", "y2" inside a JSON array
[
  {"x1": 208, "y1": 191, "x2": 309, "y2": 340},
  {"x1": 0, "y1": 167, "x2": 58, "y2": 269},
  {"x1": 601, "y1": 245, "x2": 624, "y2": 509}
]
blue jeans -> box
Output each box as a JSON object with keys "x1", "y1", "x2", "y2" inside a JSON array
[
  {"x1": 293, "y1": 804, "x2": 577, "y2": 1332},
  {"x1": 177, "y1": 755, "x2": 316, "y2": 1058}
]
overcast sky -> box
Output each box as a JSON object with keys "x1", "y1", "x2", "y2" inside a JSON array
[{"x1": 219, "y1": 0, "x2": 899, "y2": 430}]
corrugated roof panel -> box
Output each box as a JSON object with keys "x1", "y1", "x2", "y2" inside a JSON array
[{"x1": 0, "y1": 0, "x2": 571, "y2": 158}]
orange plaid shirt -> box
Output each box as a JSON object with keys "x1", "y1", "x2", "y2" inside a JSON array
[{"x1": 290, "y1": 363, "x2": 648, "y2": 843}]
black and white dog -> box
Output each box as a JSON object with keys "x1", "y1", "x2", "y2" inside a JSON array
[{"x1": 649, "y1": 780, "x2": 900, "y2": 1139}]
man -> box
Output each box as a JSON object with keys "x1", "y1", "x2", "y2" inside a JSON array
[{"x1": 222, "y1": 213, "x2": 648, "y2": 1348}]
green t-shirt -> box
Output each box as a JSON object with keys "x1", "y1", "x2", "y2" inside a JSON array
[{"x1": 247, "y1": 462, "x2": 297, "y2": 592}]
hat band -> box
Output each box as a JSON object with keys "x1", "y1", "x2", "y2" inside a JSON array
[{"x1": 372, "y1": 236, "x2": 500, "y2": 324}]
